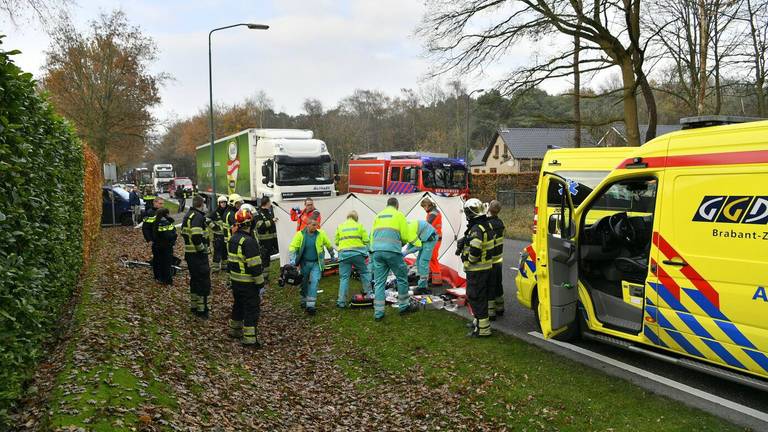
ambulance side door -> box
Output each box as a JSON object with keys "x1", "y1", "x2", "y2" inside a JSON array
[{"x1": 536, "y1": 173, "x2": 579, "y2": 338}]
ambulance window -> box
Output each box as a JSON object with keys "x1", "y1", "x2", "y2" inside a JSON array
[{"x1": 390, "y1": 167, "x2": 401, "y2": 181}]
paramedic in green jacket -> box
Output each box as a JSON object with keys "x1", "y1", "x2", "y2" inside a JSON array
[
  {"x1": 334, "y1": 210, "x2": 372, "y2": 308},
  {"x1": 370, "y1": 197, "x2": 419, "y2": 321},
  {"x1": 404, "y1": 219, "x2": 438, "y2": 295},
  {"x1": 288, "y1": 217, "x2": 335, "y2": 315}
]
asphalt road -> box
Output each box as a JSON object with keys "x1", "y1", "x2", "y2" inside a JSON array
[{"x1": 479, "y1": 239, "x2": 768, "y2": 430}]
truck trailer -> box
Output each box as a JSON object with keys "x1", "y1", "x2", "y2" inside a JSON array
[
  {"x1": 348, "y1": 152, "x2": 469, "y2": 198},
  {"x1": 196, "y1": 128, "x2": 337, "y2": 202},
  {"x1": 152, "y1": 164, "x2": 174, "y2": 193}
]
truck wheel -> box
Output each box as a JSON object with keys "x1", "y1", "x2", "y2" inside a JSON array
[{"x1": 120, "y1": 213, "x2": 133, "y2": 226}]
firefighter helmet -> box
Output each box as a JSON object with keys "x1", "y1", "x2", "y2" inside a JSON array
[
  {"x1": 240, "y1": 203, "x2": 256, "y2": 215},
  {"x1": 463, "y1": 198, "x2": 486, "y2": 220},
  {"x1": 234, "y1": 208, "x2": 254, "y2": 226},
  {"x1": 217, "y1": 195, "x2": 228, "y2": 204},
  {"x1": 229, "y1": 193, "x2": 244, "y2": 206}
]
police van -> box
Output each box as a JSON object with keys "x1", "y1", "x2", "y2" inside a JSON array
[{"x1": 534, "y1": 116, "x2": 768, "y2": 390}]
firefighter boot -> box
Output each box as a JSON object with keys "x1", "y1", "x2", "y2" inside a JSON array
[{"x1": 228, "y1": 320, "x2": 243, "y2": 339}]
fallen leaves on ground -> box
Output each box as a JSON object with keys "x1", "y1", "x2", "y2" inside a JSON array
[{"x1": 15, "y1": 227, "x2": 505, "y2": 431}]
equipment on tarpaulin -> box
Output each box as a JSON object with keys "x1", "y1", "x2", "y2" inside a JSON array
[
  {"x1": 350, "y1": 293, "x2": 374, "y2": 309},
  {"x1": 322, "y1": 257, "x2": 339, "y2": 277},
  {"x1": 278, "y1": 264, "x2": 302, "y2": 287}
]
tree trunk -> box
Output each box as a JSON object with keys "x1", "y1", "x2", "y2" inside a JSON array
[
  {"x1": 757, "y1": 78, "x2": 766, "y2": 117},
  {"x1": 697, "y1": 0, "x2": 709, "y2": 115},
  {"x1": 573, "y1": 29, "x2": 581, "y2": 148},
  {"x1": 620, "y1": 60, "x2": 641, "y2": 147},
  {"x1": 638, "y1": 71, "x2": 657, "y2": 142}
]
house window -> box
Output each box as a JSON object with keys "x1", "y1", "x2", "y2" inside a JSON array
[
  {"x1": 493, "y1": 144, "x2": 499, "y2": 159},
  {"x1": 490, "y1": 168, "x2": 497, "y2": 174}
]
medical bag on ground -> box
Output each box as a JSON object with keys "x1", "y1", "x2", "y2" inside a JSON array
[{"x1": 278, "y1": 264, "x2": 302, "y2": 287}]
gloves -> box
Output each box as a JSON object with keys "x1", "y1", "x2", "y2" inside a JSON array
[
  {"x1": 455, "y1": 237, "x2": 466, "y2": 256},
  {"x1": 291, "y1": 206, "x2": 300, "y2": 213}
]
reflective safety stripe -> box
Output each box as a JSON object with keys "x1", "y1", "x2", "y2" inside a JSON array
[
  {"x1": 229, "y1": 236, "x2": 264, "y2": 284},
  {"x1": 242, "y1": 326, "x2": 257, "y2": 344},
  {"x1": 158, "y1": 224, "x2": 175, "y2": 232},
  {"x1": 338, "y1": 235, "x2": 362, "y2": 241},
  {"x1": 144, "y1": 216, "x2": 156, "y2": 223}
]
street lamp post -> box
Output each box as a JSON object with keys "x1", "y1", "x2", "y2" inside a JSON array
[
  {"x1": 465, "y1": 88, "x2": 485, "y2": 163},
  {"x1": 208, "y1": 23, "x2": 269, "y2": 201}
]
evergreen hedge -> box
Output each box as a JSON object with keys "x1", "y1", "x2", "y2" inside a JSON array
[{"x1": 0, "y1": 38, "x2": 85, "y2": 421}]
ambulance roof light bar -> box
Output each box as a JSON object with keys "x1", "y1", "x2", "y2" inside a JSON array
[{"x1": 680, "y1": 115, "x2": 763, "y2": 129}]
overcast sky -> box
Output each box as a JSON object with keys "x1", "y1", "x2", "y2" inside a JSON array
[{"x1": 3, "y1": 0, "x2": 570, "y2": 120}]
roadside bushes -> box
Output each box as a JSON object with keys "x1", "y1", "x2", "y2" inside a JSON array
[{"x1": 0, "y1": 38, "x2": 85, "y2": 420}]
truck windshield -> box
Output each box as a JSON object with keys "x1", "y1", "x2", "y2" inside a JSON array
[
  {"x1": 423, "y1": 167, "x2": 467, "y2": 189},
  {"x1": 276, "y1": 160, "x2": 333, "y2": 185},
  {"x1": 155, "y1": 171, "x2": 173, "y2": 178}
]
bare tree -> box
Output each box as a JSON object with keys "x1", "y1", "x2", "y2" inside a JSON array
[
  {"x1": 738, "y1": 0, "x2": 768, "y2": 116},
  {"x1": 419, "y1": 0, "x2": 659, "y2": 146},
  {"x1": 0, "y1": 0, "x2": 71, "y2": 26}
]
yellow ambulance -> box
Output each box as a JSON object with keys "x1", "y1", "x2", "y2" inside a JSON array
[
  {"x1": 534, "y1": 117, "x2": 768, "y2": 389},
  {"x1": 516, "y1": 147, "x2": 634, "y2": 311}
]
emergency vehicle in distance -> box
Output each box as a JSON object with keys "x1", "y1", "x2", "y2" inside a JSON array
[
  {"x1": 348, "y1": 152, "x2": 469, "y2": 198},
  {"x1": 531, "y1": 115, "x2": 768, "y2": 390},
  {"x1": 152, "y1": 163, "x2": 175, "y2": 193}
]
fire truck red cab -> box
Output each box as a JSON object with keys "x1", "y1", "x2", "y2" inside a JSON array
[{"x1": 348, "y1": 152, "x2": 469, "y2": 198}]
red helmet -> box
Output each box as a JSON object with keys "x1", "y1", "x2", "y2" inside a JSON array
[{"x1": 234, "y1": 209, "x2": 254, "y2": 226}]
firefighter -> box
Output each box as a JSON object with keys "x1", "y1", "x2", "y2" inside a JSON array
[
  {"x1": 421, "y1": 198, "x2": 444, "y2": 287},
  {"x1": 227, "y1": 208, "x2": 265, "y2": 349},
  {"x1": 226, "y1": 194, "x2": 244, "y2": 240},
  {"x1": 288, "y1": 217, "x2": 335, "y2": 315},
  {"x1": 371, "y1": 197, "x2": 419, "y2": 321},
  {"x1": 142, "y1": 196, "x2": 164, "y2": 282},
  {"x1": 334, "y1": 210, "x2": 371, "y2": 308},
  {"x1": 142, "y1": 186, "x2": 157, "y2": 213},
  {"x1": 460, "y1": 198, "x2": 496, "y2": 337},
  {"x1": 254, "y1": 196, "x2": 278, "y2": 287},
  {"x1": 404, "y1": 219, "x2": 437, "y2": 295},
  {"x1": 182, "y1": 195, "x2": 212, "y2": 318},
  {"x1": 208, "y1": 195, "x2": 229, "y2": 272},
  {"x1": 152, "y1": 207, "x2": 177, "y2": 285},
  {"x1": 290, "y1": 198, "x2": 321, "y2": 231},
  {"x1": 486, "y1": 200, "x2": 506, "y2": 320}
]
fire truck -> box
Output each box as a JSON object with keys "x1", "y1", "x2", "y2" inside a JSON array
[{"x1": 348, "y1": 152, "x2": 469, "y2": 198}]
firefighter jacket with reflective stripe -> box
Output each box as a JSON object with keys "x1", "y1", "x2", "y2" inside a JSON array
[
  {"x1": 461, "y1": 216, "x2": 495, "y2": 272},
  {"x1": 289, "y1": 228, "x2": 333, "y2": 269},
  {"x1": 208, "y1": 206, "x2": 229, "y2": 235},
  {"x1": 182, "y1": 208, "x2": 208, "y2": 254},
  {"x1": 255, "y1": 207, "x2": 278, "y2": 246},
  {"x1": 487, "y1": 215, "x2": 505, "y2": 264},
  {"x1": 291, "y1": 208, "x2": 321, "y2": 231},
  {"x1": 228, "y1": 230, "x2": 265, "y2": 285},
  {"x1": 142, "y1": 207, "x2": 157, "y2": 242},
  {"x1": 335, "y1": 218, "x2": 369, "y2": 257},
  {"x1": 224, "y1": 207, "x2": 237, "y2": 239},
  {"x1": 370, "y1": 206, "x2": 416, "y2": 253},
  {"x1": 153, "y1": 217, "x2": 177, "y2": 249},
  {"x1": 426, "y1": 209, "x2": 443, "y2": 240}
]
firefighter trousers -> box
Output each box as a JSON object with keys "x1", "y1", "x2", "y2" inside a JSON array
[
  {"x1": 185, "y1": 252, "x2": 211, "y2": 314},
  {"x1": 212, "y1": 234, "x2": 227, "y2": 269},
  {"x1": 488, "y1": 263, "x2": 505, "y2": 317},
  {"x1": 230, "y1": 281, "x2": 260, "y2": 344},
  {"x1": 466, "y1": 269, "x2": 491, "y2": 320}
]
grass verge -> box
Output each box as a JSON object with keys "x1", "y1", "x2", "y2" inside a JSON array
[
  {"x1": 499, "y1": 205, "x2": 534, "y2": 241},
  {"x1": 268, "y1": 268, "x2": 739, "y2": 431},
  {"x1": 163, "y1": 200, "x2": 179, "y2": 213}
]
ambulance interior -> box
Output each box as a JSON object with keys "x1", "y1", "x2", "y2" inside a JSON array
[{"x1": 551, "y1": 177, "x2": 658, "y2": 334}]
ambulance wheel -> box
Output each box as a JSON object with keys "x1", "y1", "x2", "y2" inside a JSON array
[{"x1": 532, "y1": 289, "x2": 579, "y2": 341}]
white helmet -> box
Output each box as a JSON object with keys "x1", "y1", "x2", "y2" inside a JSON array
[
  {"x1": 217, "y1": 195, "x2": 228, "y2": 204},
  {"x1": 240, "y1": 203, "x2": 257, "y2": 215},
  {"x1": 463, "y1": 198, "x2": 486, "y2": 220}
]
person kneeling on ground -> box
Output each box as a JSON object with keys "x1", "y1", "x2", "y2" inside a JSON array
[
  {"x1": 288, "y1": 217, "x2": 335, "y2": 315},
  {"x1": 405, "y1": 219, "x2": 438, "y2": 295},
  {"x1": 152, "y1": 207, "x2": 177, "y2": 285},
  {"x1": 334, "y1": 210, "x2": 372, "y2": 308},
  {"x1": 227, "y1": 208, "x2": 265, "y2": 349}
]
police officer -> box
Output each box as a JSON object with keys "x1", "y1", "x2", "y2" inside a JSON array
[
  {"x1": 486, "y1": 200, "x2": 506, "y2": 320},
  {"x1": 208, "y1": 195, "x2": 229, "y2": 272},
  {"x1": 142, "y1": 186, "x2": 156, "y2": 214},
  {"x1": 142, "y1": 196, "x2": 164, "y2": 282},
  {"x1": 288, "y1": 217, "x2": 335, "y2": 315},
  {"x1": 182, "y1": 195, "x2": 212, "y2": 318},
  {"x1": 153, "y1": 207, "x2": 177, "y2": 285},
  {"x1": 254, "y1": 196, "x2": 278, "y2": 287},
  {"x1": 461, "y1": 198, "x2": 496, "y2": 337},
  {"x1": 228, "y1": 208, "x2": 265, "y2": 349},
  {"x1": 405, "y1": 219, "x2": 438, "y2": 295},
  {"x1": 371, "y1": 197, "x2": 419, "y2": 321},
  {"x1": 334, "y1": 210, "x2": 371, "y2": 308},
  {"x1": 421, "y1": 198, "x2": 444, "y2": 287}
]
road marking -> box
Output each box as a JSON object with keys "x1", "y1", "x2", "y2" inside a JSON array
[{"x1": 528, "y1": 331, "x2": 768, "y2": 423}]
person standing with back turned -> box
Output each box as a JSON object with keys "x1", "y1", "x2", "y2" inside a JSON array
[
  {"x1": 182, "y1": 195, "x2": 212, "y2": 318},
  {"x1": 227, "y1": 208, "x2": 265, "y2": 349},
  {"x1": 460, "y1": 198, "x2": 496, "y2": 337},
  {"x1": 486, "y1": 200, "x2": 506, "y2": 320},
  {"x1": 421, "y1": 198, "x2": 444, "y2": 288},
  {"x1": 254, "y1": 196, "x2": 278, "y2": 287},
  {"x1": 334, "y1": 210, "x2": 372, "y2": 308},
  {"x1": 370, "y1": 197, "x2": 419, "y2": 321}
]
